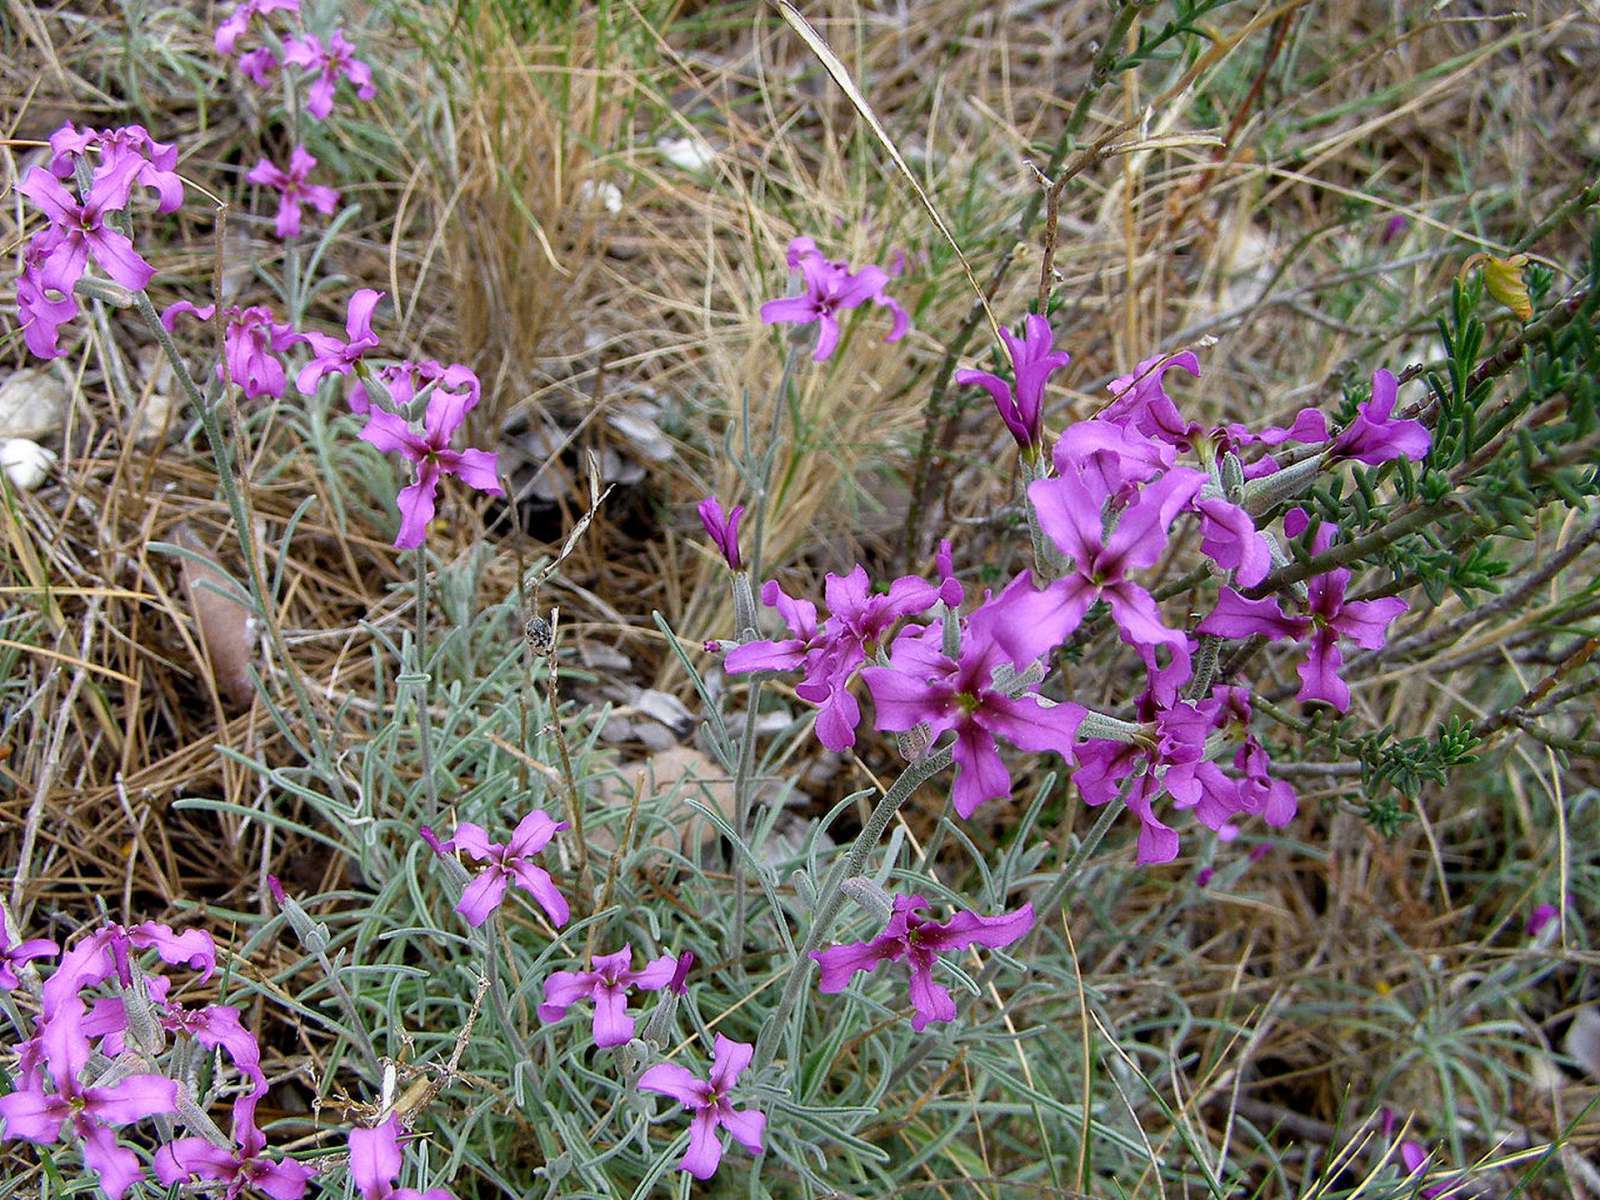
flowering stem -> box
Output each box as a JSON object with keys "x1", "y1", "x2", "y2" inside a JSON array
[
  {"x1": 753, "y1": 743, "x2": 954, "y2": 1072},
  {"x1": 413, "y1": 550, "x2": 441, "y2": 827},
  {"x1": 728, "y1": 677, "x2": 763, "y2": 967},
  {"x1": 745, "y1": 342, "x2": 800, "y2": 588},
  {"x1": 131, "y1": 289, "x2": 349, "y2": 806}
]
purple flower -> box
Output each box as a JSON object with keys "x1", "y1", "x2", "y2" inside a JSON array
[
  {"x1": 358, "y1": 383, "x2": 504, "y2": 549},
  {"x1": 0, "y1": 1006, "x2": 179, "y2": 1200},
  {"x1": 161, "y1": 301, "x2": 304, "y2": 399},
  {"x1": 48, "y1": 123, "x2": 184, "y2": 214},
  {"x1": 297, "y1": 289, "x2": 384, "y2": 394},
  {"x1": 16, "y1": 245, "x2": 81, "y2": 359},
  {"x1": 1381, "y1": 214, "x2": 1410, "y2": 245},
  {"x1": 668, "y1": 950, "x2": 695, "y2": 995},
  {"x1": 955, "y1": 313, "x2": 1071, "y2": 452},
  {"x1": 538, "y1": 946, "x2": 677, "y2": 1046},
  {"x1": 247, "y1": 146, "x2": 340, "y2": 239},
  {"x1": 1193, "y1": 495, "x2": 1273, "y2": 587},
  {"x1": 442, "y1": 811, "x2": 568, "y2": 927},
  {"x1": 42, "y1": 922, "x2": 217, "y2": 1020},
  {"x1": 1074, "y1": 693, "x2": 1217, "y2": 864},
  {"x1": 84, "y1": 984, "x2": 266, "y2": 1096},
  {"x1": 724, "y1": 567, "x2": 939, "y2": 751},
  {"x1": 697, "y1": 496, "x2": 744, "y2": 571},
  {"x1": 759, "y1": 236, "x2": 909, "y2": 361},
  {"x1": 1399, "y1": 1141, "x2": 1466, "y2": 1199},
  {"x1": 863, "y1": 611, "x2": 1084, "y2": 819},
  {"x1": 1010, "y1": 467, "x2": 1205, "y2": 672},
  {"x1": 1527, "y1": 899, "x2": 1570, "y2": 936},
  {"x1": 637, "y1": 1035, "x2": 765, "y2": 1180},
  {"x1": 348, "y1": 1116, "x2": 454, "y2": 1200},
  {"x1": 18, "y1": 160, "x2": 152, "y2": 295},
  {"x1": 214, "y1": 0, "x2": 299, "y2": 56},
  {"x1": 156, "y1": 1096, "x2": 316, "y2": 1200},
  {"x1": 238, "y1": 47, "x2": 280, "y2": 87},
  {"x1": 1327, "y1": 369, "x2": 1430, "y2": 465},
  {"x1": 283, "y1": 31, "x2": 376, "y2": 121},
  {"x1": 1196, "y1": 567, "x2": 1407, "y2": 714},
  {"x1": 812, "y1": 894, "x2": 1033, "y2": 1030},
  {"x1": 0, "y1": 927, "x2": 57, "y2": 990},
  {"x1": 350, "y1": 359, "x2": 480, "y2": 416},
  {"x1": 1100, "y1": 351, "x2": 1204, "y2": 449}
]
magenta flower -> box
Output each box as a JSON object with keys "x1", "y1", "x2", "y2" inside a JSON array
[
  {"x1": 668, "y1": 950, "x2": 695, "y2": 995},
  {"x1": 18, "y1": 160, "x2": 152, "y2": 295},
  {"x1": 348, "y1": 1116, "x2": 453, "y2": 1200},
  {"x1": 1193, "y1": 495, "x2": 1273, "y2": 587},
  {"x1": 1197, "y1": 560, "x2": 1407, "y2": 714},
  {"x1": 16, "y1": 246, "x2": 81, "y2": 359},
  {"x1": 1074, "y1": 693, "x2": 1218, "y2": 864},
  {"x1": 238, "y1": 47, "x2": 280, "y2": 87},
  {"x1": 1526, "y1": 898, "x2": 1570, "y2": 937},
  {"x1": 156, "y1": 1096, "x2": 315, "y2": 1200},
  {"x1": 812, "y1": 894, "x2": 1033, "y2": 1030},
  {"x1": 48, "y1": 123, "x2": 184, "y2": 214},
  {"x1": 0, "y1": 1007, "x2": 179, "y2": 1200},
  {"x1": 759, "y1": 236, "x2": 909, "y2": 361},
  {"x1": 162, "y1": 301, "x2": 304, "y2": 399},
  {"x1": 1399, "y1": 1141, "x2": 1466, "y2": 1199},
  {"x1": 358, "y1": 382, "x2": 503, "y2": 549},
  {"x1": 83, "y1": 977, "x2": 265, "y2": 1096},
  {"x1": 442, "y1": 811, "x2": 567, "y2": 927},
  {"x1": 43, "y1": 921, "x2": 217, "y2": 1020},
  {"x1": 247, "y1": 146, "x2": 340, "y2": 239},
  {"x1": 955, "y1": 313, "x2": 1070, "y2": 452},
  {"x1": 697, "y1": 496, "x2": 744, "y2": 570},
  {"x1": 350, "y1": 359, "x2": 480, "y2": 416},
  {"x1": 283, "y1": 30, "x2": 376, "y2": 121},
  {"x1": 1327, "y1": 368, "x2": 1431, "y2": 465},
  {"x1": 538, "y1": 945, "x2": 677, "y2": 1046},
  {"x1": 1100, "y1": 351, "x2": 1203, "y2": 449},
  {"x1": 297, "y1": 289, "x2": 384, "y2": 394},
  {"x1": 1010, "y1": 467, "x2": 1205, "y2": 668},
  {"x1": 1053, "y1": 414, "x2": 1178, "y2": 499},
  {"x1": 0, "y1": 927, "x2": 57, "y2": 990},
  {"x1": 863, "y1": 613, "x2": 1084, "y2": 819},
  {"x1": 725, "y1": 567, "x2": 938, "y2": 751},
  {"x1": 214, "y1": 0, "x2": 299, "y2": 56},
  {"x1": 637, "y1": 1035, "x2": 765, "y2": 1180}
]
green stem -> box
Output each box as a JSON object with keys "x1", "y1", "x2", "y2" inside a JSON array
[
  {"x1": 753, "y1": 744, "x2": 954, "y2": 1072},
  {"x1": 414, "y1": 550, "x2": 440, "y2": 826}
]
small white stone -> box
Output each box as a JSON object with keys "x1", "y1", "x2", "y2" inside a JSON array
[
  {"x1": 0, "y1": 369, "x2": 68, "y2": 440},
  {"x1": 0, "y1": 438, "x2": 57, "y2": 491},
  {"x1": 577, "y1": 179, "x2": 623, "y2": 214},
  {"x1": 656, "y1": 135, "x2": 716, "y2": 172}
]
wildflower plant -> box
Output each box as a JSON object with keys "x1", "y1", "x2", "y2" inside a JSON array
[{"x1": 3, "y1": 3, "x2": 1599, "y2": 1199}]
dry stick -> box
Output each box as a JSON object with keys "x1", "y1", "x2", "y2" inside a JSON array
[{"x1": 1475, "y1": 635, "x2": 1600, "y2": 740}]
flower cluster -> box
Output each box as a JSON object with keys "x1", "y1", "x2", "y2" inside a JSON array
[
  {"x1": 714, "y1": 307, "x2": 1430, "y2": 867},
  {"x1": 0, "y1": 917, "x2": 322, "y2": 1200},
  {"x1": 14, "y1": 125, "x2": 177, "y2": 358},
  {"x1": 418, "y1": 813, "x2": 761, "y2": 1180}
]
